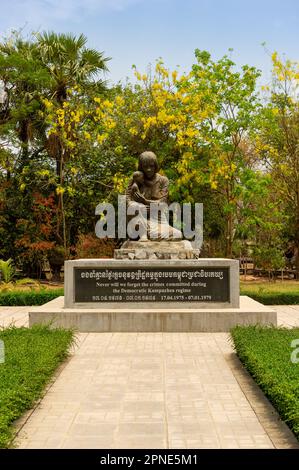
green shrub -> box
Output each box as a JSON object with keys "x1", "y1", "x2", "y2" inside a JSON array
[
  {"x1": 240, "y1": 290, "x2": 299, "y2": 305},
  {"x1": 15, "y1": 278, "x2": 41, "y2": 287},
  {"x1": 231, "y1": 325, "x2": 299, "y2": 440},
  {"x1": 0, "y1": 289, "x2": 64, "y2": 306},
  {"x1": 0, "y1": 259, "x2": 15, "y2": 284}
]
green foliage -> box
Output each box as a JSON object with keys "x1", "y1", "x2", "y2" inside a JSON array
[
  {"x1": 0, "y1": 325, "x2": 74, "y2": 447},
  {"x1": 252, "y1": 246, "x2": 285, "y2": 272},
  {"x1": 14, "y1": 278, "x2": 40, "y2": 287},
  {"x1": 0, "y1": 30, "x2": 110, "y2": 264},
  {"x1": 0, "y1": 259, "x2": 15, "y2": 283},
  {"x1": 185, "y1": 50, "x2": 262, "y2": 256},
  {"x1": 231, "y1": 326, "x2": 299, "y2": 439},
  {"x1": 254, "y1": 52, "x2": 299, "y2": 275},
  {"x1": 74, "y1": 233, "x2": 116, "y2": 258},
  {"x1": 0, "y1": 289, "x2": 63, "y2": 306},
  {"x1": 240, "y1": 291, "x2": 299, "y2": 305},
  {"x1": 1, "y1": 32, "x2": 299, "y2": 268},
  {"x1": 47, "y1": 246, "x2": 65, "y2": 265}
]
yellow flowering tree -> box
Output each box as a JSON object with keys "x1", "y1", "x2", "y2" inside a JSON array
[
  {"x1": 90, "y1": 59, "x2": 216, "y2": 200},
  {"x1": 88, "y1": 53, "x2": 262, "y2": 255},
  {"x1": 42, "y1": 88, "x2": 115, "y2": 253},
  {"x1": 40, "y1": 49, "x2": 264, "y2": 258}
]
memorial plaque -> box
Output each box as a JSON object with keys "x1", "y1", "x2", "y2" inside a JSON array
[{"x1": 74, "y1": 267, "x2": 230, "y2": 303}]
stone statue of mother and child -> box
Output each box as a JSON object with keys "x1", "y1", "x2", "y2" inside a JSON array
[{"x1": 115, "y1": 151, "x2": 199, "y2": 259}]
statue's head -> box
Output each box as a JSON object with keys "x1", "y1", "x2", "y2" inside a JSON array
[
  {"x1": 132, "y1": 170, "x2": 145, "y2": 184},
  {"x1": 138, "y1": 151, "x2": 158, "y2": 180}
]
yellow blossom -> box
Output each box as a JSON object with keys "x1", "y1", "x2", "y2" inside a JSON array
[
  {"x1": 43, "y1": 98, "x2": 53, "y2": 109},
  {"x1": 97, "y1": 134, "x2": 108, "y2": 144},
  {"x1": 56, "y1": 186, "x2": 65, "y2": 195},
  {"x1": 115, "y1": 96, "x2": 125, "y2": 106},
  {"x1": 66, "y1": 141, "x2": 76, "y2": 149},
  {"x1": 102, "y1": 100, "x2": 113, "y2": 109},
  {"x1": 67, "y1": 187, "x2": 76, "y2": 196},
  {"x1": 104, "y1": 119, "x2": 116, "y2": 130},
  {"x1": 172, "y1": 70, "x2": 178, "y2": 82},
  {"x1": 129, "y1": 127, "x2": 138, "y2": 136}
]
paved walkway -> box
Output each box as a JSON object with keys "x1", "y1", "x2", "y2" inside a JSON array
[{"x1": 1, "y1": 306, "x2": 299, "y2": 449}]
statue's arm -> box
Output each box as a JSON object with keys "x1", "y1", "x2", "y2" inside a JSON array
[
  {"x1": 158, "y1": 176, "x2": 169, "y2": 204},
  {"x1": 125, "y1": 178, "x2": 135, "y2": 203},
  {"x1": 134, "y1": 176, "x2": 169, "y2": 206}
]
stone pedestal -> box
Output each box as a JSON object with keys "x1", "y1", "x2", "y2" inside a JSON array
[
  {"x1": 114, "y1": 240, "x2": 200, "y2": 260},
  {"x1": 63, "y1": 258, "x2": 239, "y2": 309},
  {"x1": 29, "y1": 296, "x2": 277, "y2": 332},
  {"x1": 28, "y1": 257, "x2": 277, "y2": 331}
]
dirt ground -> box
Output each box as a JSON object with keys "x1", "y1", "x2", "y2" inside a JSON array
[{"x1": 240, "y1": 274, "x2": 298, "y2": 283}]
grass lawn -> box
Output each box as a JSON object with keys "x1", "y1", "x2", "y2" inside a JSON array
[
  {"x1": 231, "y1": 325, "x2": 299, "y2": 440},
  {"x1": 0, "y1": 325, "x2": 74, "y2": 448},
  {"x1": 240, "y1": 280, "x2": 299, "y2": 304}
]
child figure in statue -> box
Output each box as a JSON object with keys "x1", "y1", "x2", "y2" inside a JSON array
[{"x1": 130, "y1": 170, "x2": 145, "y2": 195}]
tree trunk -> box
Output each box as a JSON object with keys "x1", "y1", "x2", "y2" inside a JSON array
[
  {"x1": 50, "y1": 264, "x2": 62, "y2": 282},
  {"x1": 55, "y1": 151, "x2": 67, "y2": 254},
  {"x1": 19, "y1": 120, "x2": 30, "y2": 169},
  {"x1": 226, "y1": 211, "x2": 233, "y2": 258},
  {"x1": 295, "y1": 237, "x2": 299, "y2": 281},
  {"x1": 225, "y1": 180, "x2": 234, "y2": 259},
  {"x1": 295, "y1": 194, "x2": 299, "y2": 280}
]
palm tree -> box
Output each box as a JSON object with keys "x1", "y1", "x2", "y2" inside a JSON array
[
  {"x1": 0, "y1": 34, "x2": 50, "y2": 167},
  {"x1": 36, "y1": 32, "x2": 110, "y2": 103},
  {"x1": 35, "y1": 32, "x2": 110, "y2": 250}
]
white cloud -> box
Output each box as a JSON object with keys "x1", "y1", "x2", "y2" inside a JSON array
[
  {"x1": 43, "y1": 0, "x2": 144, "y2": 17},
  {"x1": 0, "y1": 0, "x2": 145, "y2": 33}
]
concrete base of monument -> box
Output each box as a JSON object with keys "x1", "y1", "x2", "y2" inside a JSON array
[
  {"x1": 64, "y1": 258, "x2": 240, "y2": 308},
  {"x1": 29, "y1": 296, "x2": 277, "y2": 332},
  {"x1": 114, "y1": 240, "x2": 200, "y2": 259}
]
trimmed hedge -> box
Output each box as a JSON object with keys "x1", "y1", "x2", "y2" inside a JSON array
[
  {"x1": 240, "y1": 290, "x2": 299, "y2": 305},
  {"x1": 0, "y1": 289, "x2": 64, "y2": 306},
  {"x1": 231, "y1": 325, "x2": 299, "y2": 440}
]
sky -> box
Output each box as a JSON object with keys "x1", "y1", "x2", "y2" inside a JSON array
[{"x1": 1, "y1": 0, "x2": 299, "y2": 86}]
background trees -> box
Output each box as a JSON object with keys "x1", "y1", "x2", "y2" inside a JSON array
[
  {"x1": 255, "y1": 52, "x2": 299, "y2": 277},
  {"x1": 0, "y1": 31, "x2": 110, "y2": 275},
  {"x1": 1, "y1": 31, "x2": 298, "y2": 277}
]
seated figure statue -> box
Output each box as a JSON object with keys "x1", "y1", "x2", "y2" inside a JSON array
[{"x1": 126, "y1": 151, "x2": 182, "y2": 241}]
